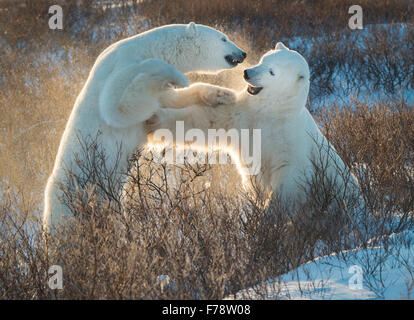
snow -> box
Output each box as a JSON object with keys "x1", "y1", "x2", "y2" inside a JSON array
[{"x1": 229, "y1": 231, "x2": 414, "y2": 300}]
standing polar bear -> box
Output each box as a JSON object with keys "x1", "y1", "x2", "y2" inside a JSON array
[
  {"x1": 44, "y1": 23, "x2": 246, "y2": 227},
  {"x1": 148, "y1": 42, "x2": 359, "y2": 204}
]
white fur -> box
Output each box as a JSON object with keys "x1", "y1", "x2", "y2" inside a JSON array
[
  {"x1": 44, "y1": 23, "x2": 245, "y2": 227},
  {"x1": 149, "y1": 43, "x2": 358, "y2": 204}
]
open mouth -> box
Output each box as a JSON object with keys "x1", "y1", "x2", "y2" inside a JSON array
[
  {"x1": 225, "y1": 55, "x2": 243, "y2": 67},
  {"x1": 247, "y1": 84, "x2": 263, "y2": 95}
]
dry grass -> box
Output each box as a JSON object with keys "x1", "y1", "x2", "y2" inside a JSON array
[{"x1": 0, "y1": 0, "x2": 413, "y2": 299}]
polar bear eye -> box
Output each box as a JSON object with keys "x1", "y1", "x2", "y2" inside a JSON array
[
  {"x1": 221, "y1": 38, "x2": 227, "y2": 42},
  {"x1": 269, "y1": 70, "x2": 275, "y2": 76}
]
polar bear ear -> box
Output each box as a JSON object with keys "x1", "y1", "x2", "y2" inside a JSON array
[
  {"x1": 275, "y1": 42, "x2": 289, "y2": 51},
  {"x1": 187, "y1": 22, "x2": 198, "y2": 36}
]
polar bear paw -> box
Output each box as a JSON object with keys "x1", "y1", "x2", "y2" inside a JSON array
[{"x1": 197, "y1": 84, "x2": 237, "y2": 107}]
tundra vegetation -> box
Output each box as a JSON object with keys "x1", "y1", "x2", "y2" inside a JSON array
[{"x1": 0, "y1": 0, "x2": 413, "y2": 299}]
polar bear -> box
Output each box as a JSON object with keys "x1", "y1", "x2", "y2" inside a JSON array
[
  {"x1": 146, "y1": 42, "x2": 359, "y2": 205},
  {"x1": 43, "y1": 23, "x2": 246, "y2": 227}
]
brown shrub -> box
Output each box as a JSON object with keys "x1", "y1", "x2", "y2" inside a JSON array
[{"x1": 0, "y1": 0, "x2": 413, "y2": 299}]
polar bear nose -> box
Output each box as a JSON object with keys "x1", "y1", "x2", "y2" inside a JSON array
[
  {"x1": 244, "y1": 70, "x2": 249, "y2": 80},
  {"x1": 241, "y1": 51, "x2": 247, "y2": 59}
]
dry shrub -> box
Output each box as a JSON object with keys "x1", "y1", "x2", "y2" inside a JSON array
[
  {"x1": 43, "y1": 141, "x2": 303, "y2": 299},
  {"x1": 2, "y1": 105, "x2": 412, "y2": 299},
  {"x1": 1, "y1": 0, "x2": 413, "y2": 299},
  {"x1": 319, "y1": 99, "x2": 414, "y2": 214},
  {"x1": 139, "y1": 0, "x2": 412, "y2": 42},
  {"x1": 0, "y1": 190, "x2": 49, "y2": 299}
]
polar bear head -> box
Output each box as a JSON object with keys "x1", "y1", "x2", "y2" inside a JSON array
[
  {"x1": 243, "y1": 42, "x2": 310, "y2": 106},
  {"x1": 168, "y1": 22, "x2": 247, "y2": 73}
]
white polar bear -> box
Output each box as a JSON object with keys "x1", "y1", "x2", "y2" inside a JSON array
[
  {"x1": 147, "y1": 42, "x2": 359, "y2": 205},
  {"x1": 43, "y1": 23, "x2": 246, "y2": 227}
]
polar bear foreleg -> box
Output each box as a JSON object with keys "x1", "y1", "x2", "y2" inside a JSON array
[
  {"x1": 99, "y1": 59, "x2": 190, "y2": 129},
  {"x1": 159, "y1": 83, "x2": 237, "y2": 109}
]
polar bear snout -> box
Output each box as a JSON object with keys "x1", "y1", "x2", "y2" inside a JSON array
[
  {"x1": 225, "y1": 50, "x2": 246, "y2": 67},
  {"x1": 243, "y1": 67, "x2": 258, "y2": 81},
  {"x1": 244, "y1": 68, "x2": 263, "y2": 95}
]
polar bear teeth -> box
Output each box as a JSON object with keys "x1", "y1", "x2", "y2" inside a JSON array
[{"x1": 247, "y1": 84, "x2": 263, "y2": 95}]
